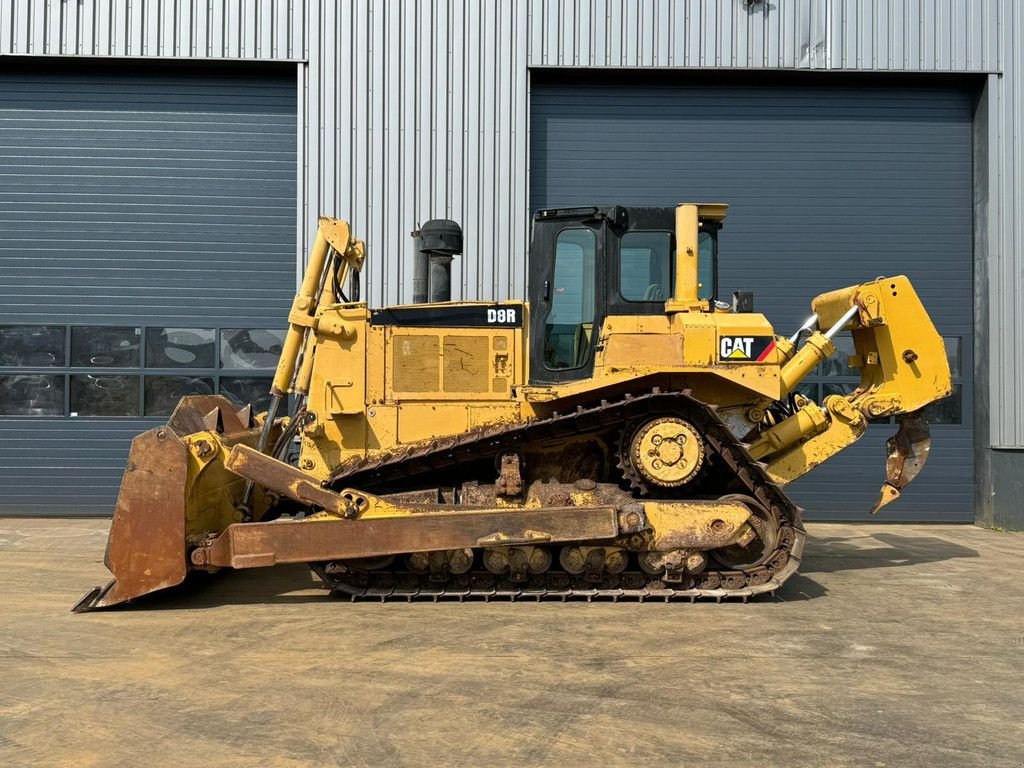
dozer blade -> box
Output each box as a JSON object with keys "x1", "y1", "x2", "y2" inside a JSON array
[
  {"x1": 73, "y1": 427, "x2": 190, "y2": 612},
  {"x1": 871, "y1": 411, "x2": 932, "y2": 514},
  {"x1": 73, "y1": 395, "x2": 273, "y2": 612}
]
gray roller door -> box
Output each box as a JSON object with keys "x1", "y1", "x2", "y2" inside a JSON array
[
  {"x1": 531, "y1": 79, "x2": 973, "y2": 521},
  {"x1": 0, "y1": 66, "x2": 296, "y2": 516}
]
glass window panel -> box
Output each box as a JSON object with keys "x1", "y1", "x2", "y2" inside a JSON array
[
  {"x1": 70, "y1": 374, "x2": 139, "y2": 416},
  {"x1": 0, "y1": 325, "x2": 65, "y2": 367},
  {"x1": 71, "y1": 326, "x2": 140, "y2": 368},
  {"x1": 922, "y1": 384, "x2": 962, "y2": 425},
  {"x1": 620, "y1": 231, "x2": 671, "y2": 302},
  {"x1": 820, "y1": 333, "x2": 856, "y2": 377},
  {"x1": 0, "y1": 374, "x2": 65, "y2": 416},
  {"x1": 220, "y1": 329, "x2": 286, "y2": 370},
  {"x1": 697, "y1": 231, "x2": 715, "y2": 300},
  {"x1": 544, "y1": 228, "x2": 597, "y2": 370},
  {"x1": 146, "y1": 328, "x2": 215, "y2": 369},
  {"x1": 219, "y1": 376, "x2": 273, "y2": 413},
  {"x1": 943, "y1": 337, "x2": 961, "y2": 379},
  {"x1": 144, "y1": 376, "x2": 215, "y2": 417}
]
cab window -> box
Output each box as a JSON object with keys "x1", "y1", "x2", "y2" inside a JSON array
[
  {"x1": 698, "y1": 230, "x2": 715, "y2": 300},
  {"x1": 620, "y1": 231, "x2": 672, "y2": 302},
  {"x1": 544, "y1": 228, "x2": 596, "y2": 370}
]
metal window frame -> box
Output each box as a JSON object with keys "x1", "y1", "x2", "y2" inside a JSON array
[{"x1": 0, "y1": 323, "x2": 282, "y2": 419}]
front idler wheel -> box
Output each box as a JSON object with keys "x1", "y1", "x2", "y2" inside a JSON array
[{"x1": 709, "y1": 494, "x2": 780, "y2": 570}]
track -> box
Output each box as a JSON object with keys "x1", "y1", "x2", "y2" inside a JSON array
[{"x1": 320, "y1": 389, "x2": 805, "y2": 602}]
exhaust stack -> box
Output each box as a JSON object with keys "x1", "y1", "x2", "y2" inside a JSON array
[{"x1": 413, "y1": 219, "x2": 462, "y2": 303}]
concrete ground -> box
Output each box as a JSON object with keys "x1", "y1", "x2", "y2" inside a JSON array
[{"x1": 1, "y1": 519, "x2": 1023, "y2": 768}]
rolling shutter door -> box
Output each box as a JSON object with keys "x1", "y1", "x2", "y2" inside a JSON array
[
  {"x1": 0, "y1": 67, "x2": 297, "y2": 516},
  {"x1": 530, "y1": 81, "x2": 973, "y2": 520}
]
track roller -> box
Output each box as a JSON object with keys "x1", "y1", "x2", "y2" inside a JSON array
[
  {"x1": 483, "y1": 546, "x2": 552, "y2": 582},
  {"x1": 559, "y1": 546, "x2": 629, "y2": 583},
  {"x1": 407, "y1": 549, "x2": 474, "y2": 580},
  {"x1": 638, "y1": 549, "x2": 707, "y2": 576}
]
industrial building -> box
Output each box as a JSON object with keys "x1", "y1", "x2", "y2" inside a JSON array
[{"x1": 0, "y1": 1, "x2": 1017, "y2": 527}]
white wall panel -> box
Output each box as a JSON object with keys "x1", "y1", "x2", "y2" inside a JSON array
[
  {"x1": 527, "y1": 0, "x2": 834, "y2": 69},
  {"x1": 300, "y1": 0, "x2": 529, "y2": 308},
  {"x1": 525, "y1": 0, "x2": 996, "y2": 72},
  {"x1": 0, "y1": 0, "x2": 304, "y2": 59}
]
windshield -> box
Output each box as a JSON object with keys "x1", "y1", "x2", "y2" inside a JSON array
[{"x1": 620, "y1": 231, "x2": 672, "y2": 302}]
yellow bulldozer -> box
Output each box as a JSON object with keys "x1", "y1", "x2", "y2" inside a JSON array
[{"x1": 75, "y1": 203, "x2": 951, "y2": 610}]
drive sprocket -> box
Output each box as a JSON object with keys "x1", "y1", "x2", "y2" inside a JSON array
[{"x1": 619, "y1": 416, "x2": 705, "y2": 494}]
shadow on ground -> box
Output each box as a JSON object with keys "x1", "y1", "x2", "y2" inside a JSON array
[
  {"x1": 802, "y1": 531, "x2": 979, "y2": 575},
  {"x1": 82, "y1": 565, "x2": 329, "y2": 613}
]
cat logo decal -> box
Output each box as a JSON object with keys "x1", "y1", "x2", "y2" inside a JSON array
[{"x1": 719, "y1": 336, "x2": 775, "y2": 362}]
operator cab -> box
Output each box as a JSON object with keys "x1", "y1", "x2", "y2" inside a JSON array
[{"x1": 527, "y1": 204, "x2": 723, "y2": 384}]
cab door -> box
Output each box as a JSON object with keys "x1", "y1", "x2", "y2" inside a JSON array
[{"x1": 528, "y1": 210, "x2": 608, "y2": 384}]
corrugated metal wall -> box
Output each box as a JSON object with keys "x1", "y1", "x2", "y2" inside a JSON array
[
  {"x1": 991, "y1": 4, "x2": 1024, "y2": 448},
  {"x1": 0, "y1": 0, "x2": 304, "y2": 59},
  {"x1": 1, "y1": 0, "x2": 1023, "y2": 448},
  {"x1": 300, "y1": 1, "x2": 530, "y2": 309},
  {"x1": 527, "y1": 0, "x2": 997, "y2": 71}
]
